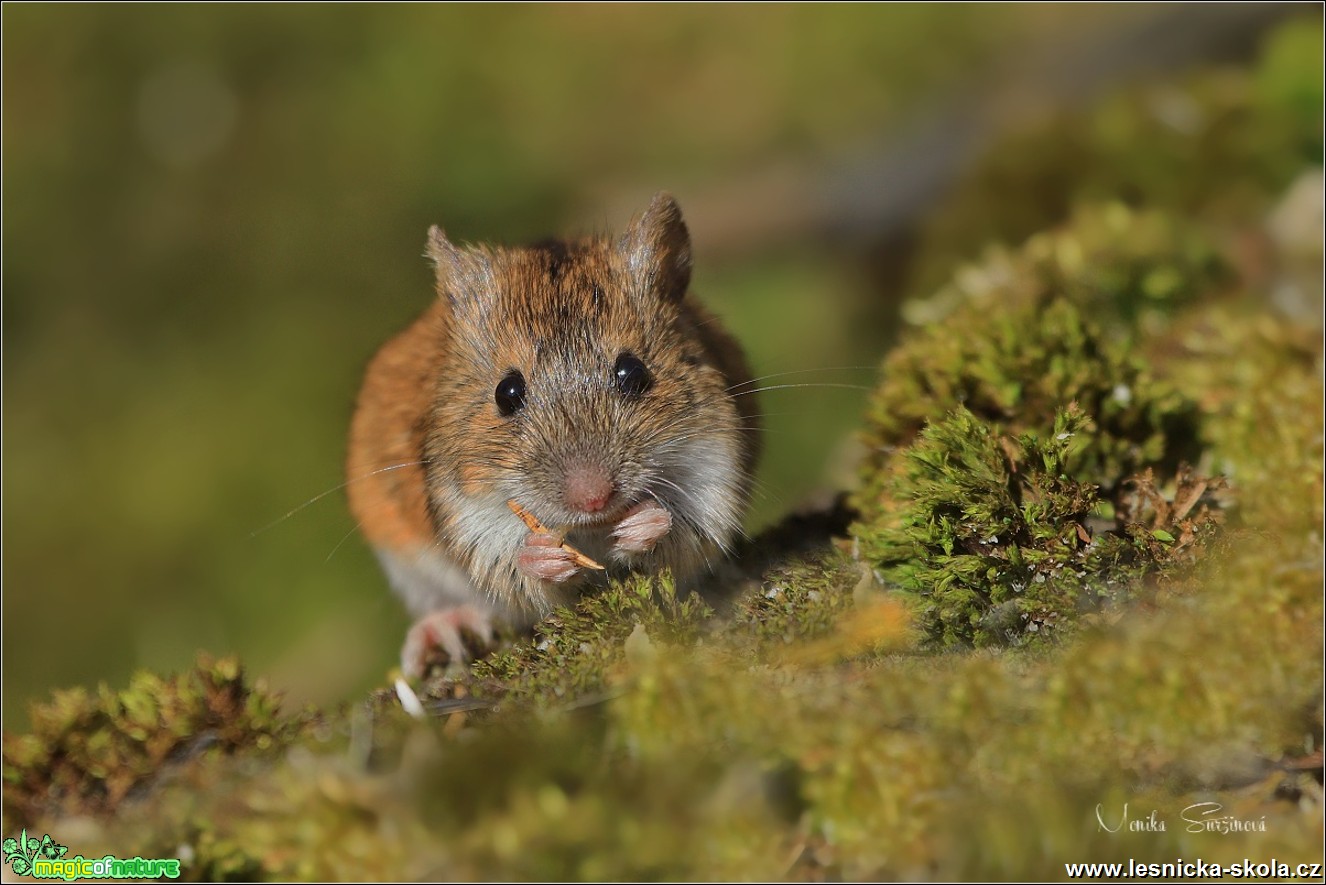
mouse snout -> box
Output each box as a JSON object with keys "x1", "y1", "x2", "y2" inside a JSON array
[{"x1": 563, "y1": 462, "x2": 614, "y2": 514}]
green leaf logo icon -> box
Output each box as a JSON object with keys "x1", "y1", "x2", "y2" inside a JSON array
[{"x1": 4, "y1": 829, "x2": 67, "y2": 875}]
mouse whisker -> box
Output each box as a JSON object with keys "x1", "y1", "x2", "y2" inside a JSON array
[
  {"x1": 652, "y1": 473, "x2": 745, "y2": 549},
  {"x1": 324, "y1": 520, "x2": 366, "y2": 563},
  {"x1": 645, "y1": 473, "x2": 706, "y2": 516},
  {"x1": 648, "y1": 490, "x2": 709, "y2": 561},
  {"x1": 727, "y1": 382, "x2": 872, "y2": 399},
  {"x1": 725, "y1": 366, "x2": 878, "y2": 393},
  {"x1": 627, "y1": 421, "x2": 708, "y2": 453},
  {"x1": 251, "y1": 459, "x2": 430, "y2": 538}
]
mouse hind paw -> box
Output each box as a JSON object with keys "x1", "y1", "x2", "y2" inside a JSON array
[{"x1": 401, "y1": 604, "x2": 495, "y2": 680}]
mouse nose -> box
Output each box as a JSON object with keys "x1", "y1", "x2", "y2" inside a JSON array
[{"x1": 564, "y1": 463, "x2": 614, "y2": 514}]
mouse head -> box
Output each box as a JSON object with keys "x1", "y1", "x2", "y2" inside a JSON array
[{"x1": 422, "y1": 192, "x2": 753, "y2": 553}]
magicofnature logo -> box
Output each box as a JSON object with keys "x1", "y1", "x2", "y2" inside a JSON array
[{"x1": 4, "y1": 829, "x2": 180, "y2": 880}]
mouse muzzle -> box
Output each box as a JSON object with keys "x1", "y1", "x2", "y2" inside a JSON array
[{"x1": 562, "y1": 461, "x2": 615, "y2": 515}]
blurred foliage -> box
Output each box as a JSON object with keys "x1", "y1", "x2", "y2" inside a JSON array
[
  {"x1": 907, "y1": 16, "x2": 1324, "y2": 297},
  {"x1": 902, "y1": 202, "x2": 1231, "y2": 336},
  {"x1": 2, "y1": 9, "x2": 1322, "y2": 883}
]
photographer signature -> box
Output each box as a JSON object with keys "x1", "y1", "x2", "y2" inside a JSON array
[{"x1": 1096, "y1": 802, "x2": 1267, "y2": 834}]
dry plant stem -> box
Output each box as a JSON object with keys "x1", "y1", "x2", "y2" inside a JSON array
[{"x1": 507, "y1": 499, "x2": 607, "y2": 571}]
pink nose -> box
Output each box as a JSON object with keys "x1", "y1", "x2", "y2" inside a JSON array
[{"x1": 564, "y1": 464, "x2": 614, "y2": 514}]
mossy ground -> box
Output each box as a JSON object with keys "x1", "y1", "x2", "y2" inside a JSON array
[{"x1": 4, "y1": 17, "x2": 1321, "y2": 881}]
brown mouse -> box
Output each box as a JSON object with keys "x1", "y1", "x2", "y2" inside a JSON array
[{"x1": 346, "y1": 193, "x2": 760, "y2": 677}]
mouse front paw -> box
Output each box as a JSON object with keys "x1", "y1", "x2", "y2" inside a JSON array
[
  {"x1": 611, "y1": 500, "x2": 673, "y2": 554},
  {"x1": 401, "y1": 604, "x2": 495, "y2": 680},
  {"x1": 516, "y1": 531, "x2": 582, "y2": 583}
]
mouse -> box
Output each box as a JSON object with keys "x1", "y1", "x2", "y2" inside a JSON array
[{"x1": 346, "y1": 192, "x2": 761, "y2": 678}]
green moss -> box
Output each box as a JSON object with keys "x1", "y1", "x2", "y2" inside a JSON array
[
  {"x1": 856, "y1": 287, "x2": 1204, "y2": 512},
  {"x1": 853, "y1": 199, "x2": 1253, "y2": 646},
  {"x1": 729, "y1": 552, "x2": 860, "y2": 650},
  {"x1": 1157, "y1": 303, "x2": 1324, "y2": 533},
  {"x1": 605, "y1": 493, "x2": 1322, "y2": 876},
  {"x1": 858, "y1": 402, "x2": 1221, "y2": 647},
  {"x1": 866, "y1": 233, "x2": 1210, "y2": 467},
  {"x1": 1, "y1": 654, "x2": 305, "y2": 831},
  {"x1": 412, "y1": 716, "x2": 794, "y2": 881},
  {"x1": 464, "y1": 572, "x2": 712, "y2": 707}
]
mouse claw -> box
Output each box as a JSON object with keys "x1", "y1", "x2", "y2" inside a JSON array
[
  {"x1": 611, "y1": 500, "x2": 673, "y2": 553},
  {"x1": 516, "y1": 531, "x2": 582, "y2": 583},
  {"x1": 401, "y1": 605, "x2": 495, "y2": 680}
]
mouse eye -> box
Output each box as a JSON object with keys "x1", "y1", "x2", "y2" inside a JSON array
[
  {"x1": 614, "y1": 353, "x2": 652, "y2": 398},
  {"x1": 495, "y1": 370, "x2": 527, "y2": 416}
]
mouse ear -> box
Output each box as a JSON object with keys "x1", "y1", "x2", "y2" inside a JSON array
[
  {"x1": 426, "y1": 225, "x2": 494, "y2": 308},
  {"x1": 620, "y1": 192, "x2": 691, "y2": 302},
  {"x1": 425, "y1": 224, "x2": 457, "y2": 269}
]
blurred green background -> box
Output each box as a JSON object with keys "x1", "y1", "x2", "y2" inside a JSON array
[{"x1": 2, "y1": 5, "x2": 1298, "y2": 723}]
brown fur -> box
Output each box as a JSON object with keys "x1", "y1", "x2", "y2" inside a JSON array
[{"x1": 345, "y1": 300, "x2": 447, "y2": 554}]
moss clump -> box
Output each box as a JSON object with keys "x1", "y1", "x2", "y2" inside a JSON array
[
  {"x1": 730, "y1": 553, "x2": 858, "y2": 648},
  {"x1": 1, "y1": 654, "x2": 303, "y2": 829},
  {"x1": 886, "y1": 290, "x2": 1205, "y2": 466},
  {"x1": 854, "y1": 208, "x2": 1235, "y2": 645},
  {"x1": 859, "y1": 288, "x2": 1204, "y2": 504},
  {"x1": 1157, "y1": 302, "x2": 1325, "y2": 509},
  {"x1": 862, "y1": 403, "x2": 1222, "y2": 646},
  {"x1": 463, "y1": 572, "x2": 712, "y2": 707}
]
